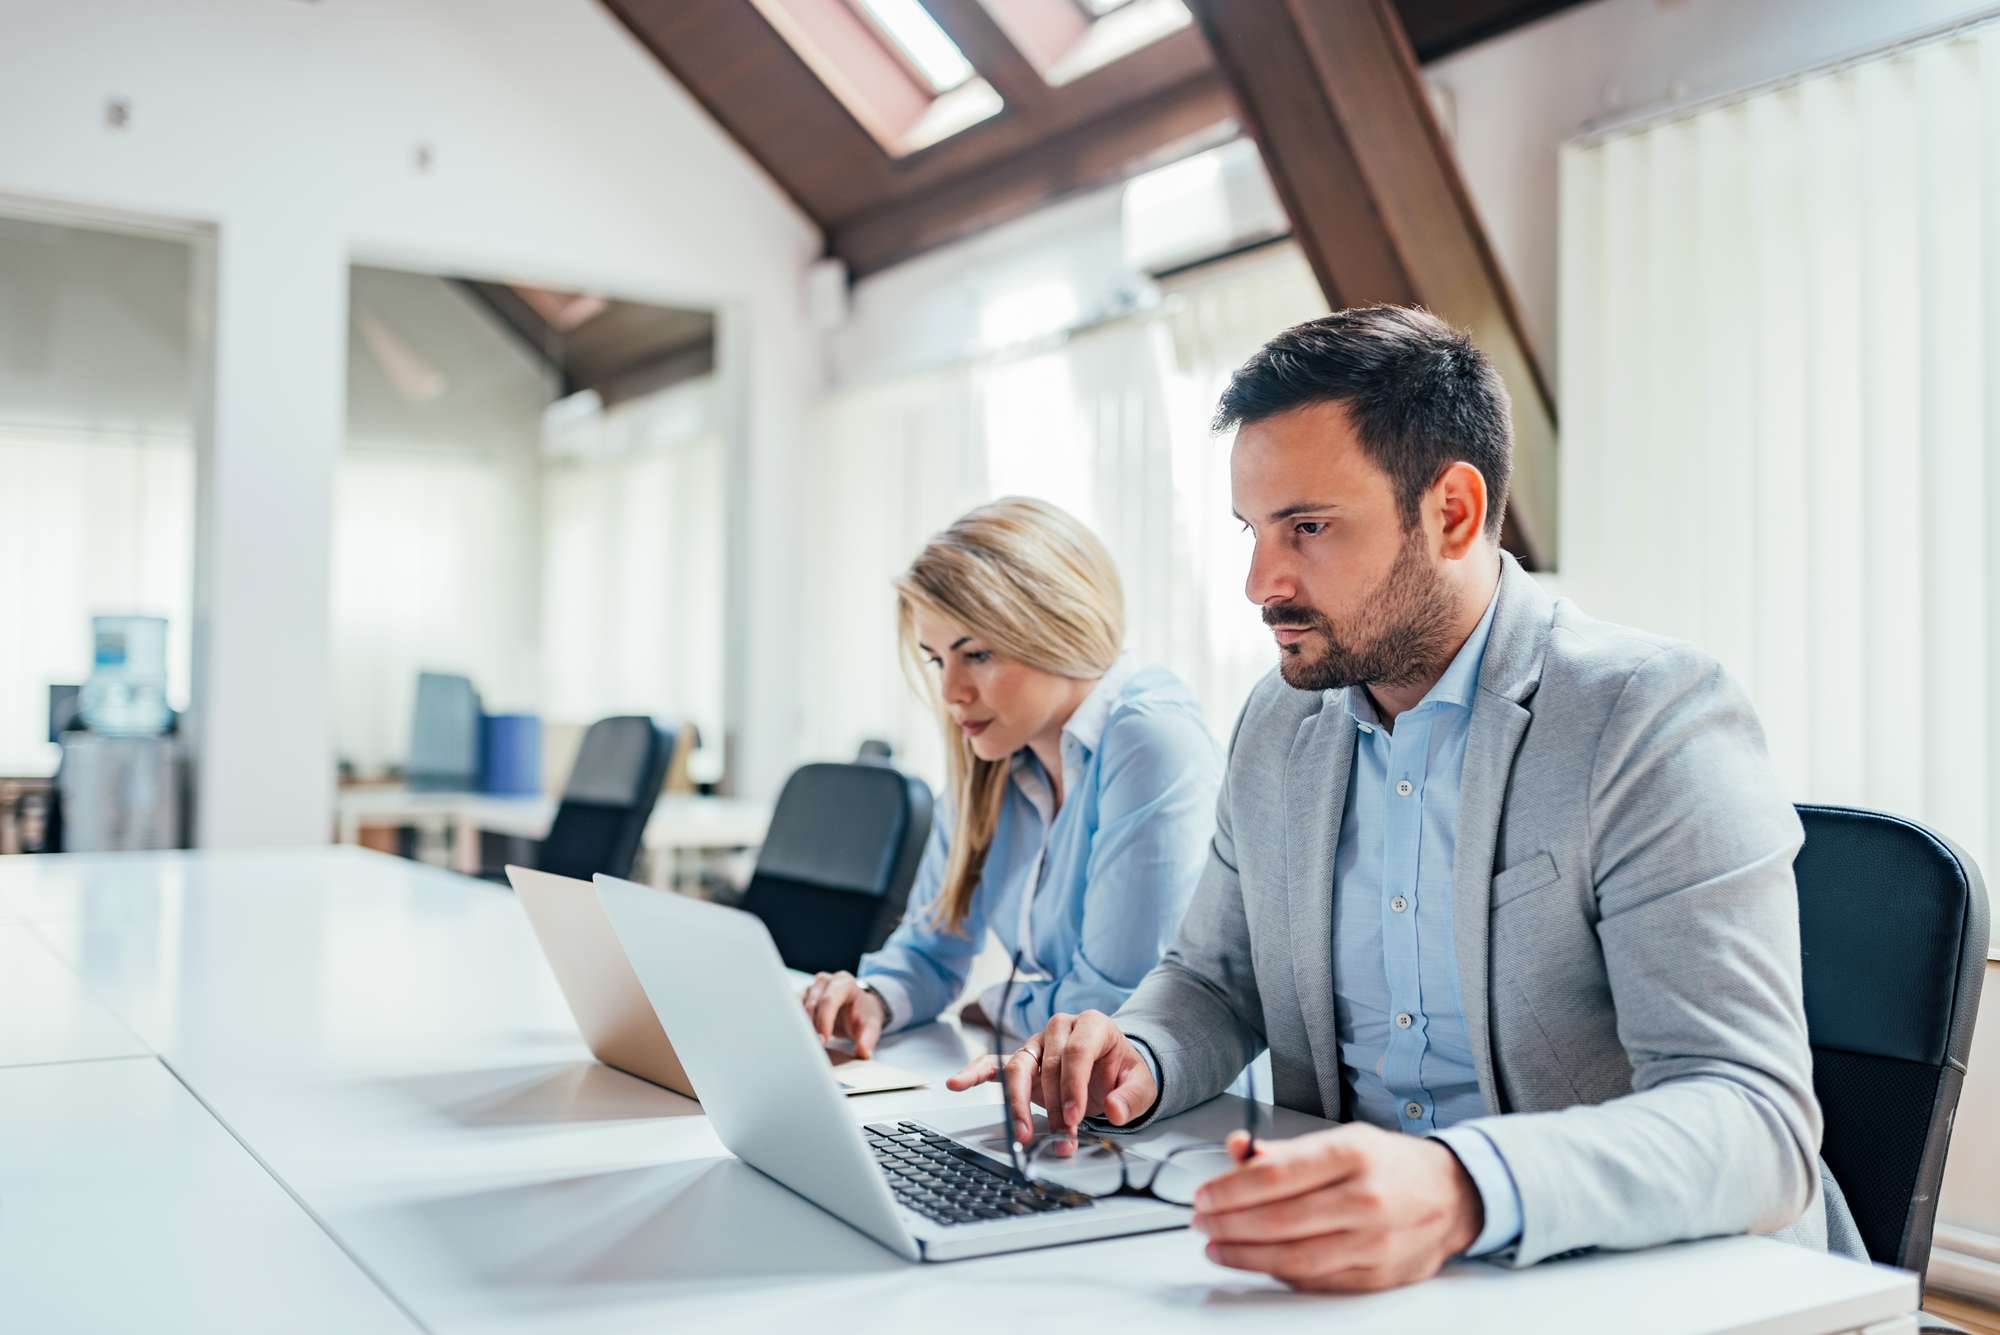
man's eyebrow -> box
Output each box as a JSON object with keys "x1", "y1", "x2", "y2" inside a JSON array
[{"x1": 1235, "y1": 500, "x2": 1341, "y2": 524}]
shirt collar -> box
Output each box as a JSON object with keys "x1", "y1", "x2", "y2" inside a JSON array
[
  {"x1": 1059, "y1": 652, "x2": 1138, "y2": 759},
  {"x1": 1344, "y1": 575, "x2": 1503, "y2": 727}
]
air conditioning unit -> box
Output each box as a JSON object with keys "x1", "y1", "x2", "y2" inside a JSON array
[{"x1": 1119, "y1": 136, "x2": 1289, "y2": 277}]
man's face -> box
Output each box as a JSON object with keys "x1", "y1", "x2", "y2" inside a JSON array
[{"x1": 1230, "y1": 401, "x2": 1457, "y2": 693}]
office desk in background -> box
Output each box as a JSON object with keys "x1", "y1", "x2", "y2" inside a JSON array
[
  {"x1": 0, "y1": 848, "x2": 1920, "y2": 1335},
  {"x1": 333, "y1": 788, "x2": 773, "y2": 886}
]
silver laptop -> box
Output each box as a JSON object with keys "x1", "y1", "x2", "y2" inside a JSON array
[
  {"x1": 505, "y1": 865, "x2": 925, "y2": 1099},
  {"x1": 592, "y1": 871, "x2": 1195, "y2": 1261}
]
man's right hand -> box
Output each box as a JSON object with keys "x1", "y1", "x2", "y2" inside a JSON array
[
  {"x1": 801, "y1": 971, "x2": 888, "y2": 1059},
  {"x1": 944, "y1": 1009, "x2": 1158, "y2": 1142}
]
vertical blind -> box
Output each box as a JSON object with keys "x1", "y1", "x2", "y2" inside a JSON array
[
  {"x1": 1561, "y1": 22, "x2": 2000, "y2": 909},
  {"x1": 800, "y1": 243, "x2": 1328, "y2": 785}
]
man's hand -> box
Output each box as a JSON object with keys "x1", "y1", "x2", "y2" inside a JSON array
[
  {"x1": 944, "y1": 1009, "x2": 1158, "y2": 1141},
  {"x1": 1192, "y1": 1123, "x2": 1483, "y2": 1293},
  {"x1": 800, "y1": 971, "x2": 888, "y2": 1059}
]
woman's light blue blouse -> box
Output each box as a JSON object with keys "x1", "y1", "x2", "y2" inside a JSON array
[{"x1": 859, "y1": 659, "x2": 1223, "y2": 1041}]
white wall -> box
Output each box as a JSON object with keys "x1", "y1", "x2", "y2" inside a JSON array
[{"x1": 0, "y1": 0, "x2": 819, "y2": 845}]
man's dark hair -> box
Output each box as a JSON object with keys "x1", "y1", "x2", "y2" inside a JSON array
[{"x1": 1214, "y1": 305, "x2": 1513, "y2": 537}]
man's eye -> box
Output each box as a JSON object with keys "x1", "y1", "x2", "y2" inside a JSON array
[{"x1": 1294, "y1": 521, "x2": 1327, "y2": 537}]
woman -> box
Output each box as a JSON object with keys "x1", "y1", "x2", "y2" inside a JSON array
[{"x1": 801, "y1": 496, "x2": 1222, "y2": 1055}]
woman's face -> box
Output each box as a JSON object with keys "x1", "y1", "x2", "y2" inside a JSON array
[{"x1": 912, "y1": 607, "x2": 1085, "y2": 764}]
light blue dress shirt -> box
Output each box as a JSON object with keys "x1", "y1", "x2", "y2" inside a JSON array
[
  {"x1": 859, "y1": 658, "x2": 1223, "y2": 1041},
  {"x1": 1334, "y1": 579, "x2": 1522, "y2": 1256}
]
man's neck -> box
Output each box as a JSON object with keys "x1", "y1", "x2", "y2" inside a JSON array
[{"x1": 1364, "y1": 553, "x2": 1502, "y2": 729}]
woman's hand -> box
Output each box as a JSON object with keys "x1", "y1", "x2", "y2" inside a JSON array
[{"x1": 800, "y1": 971, "x2": 889, "y2": 1059}]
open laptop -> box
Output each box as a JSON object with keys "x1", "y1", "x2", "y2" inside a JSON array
[
  {"x1": 593, "y1": 871, "x2": 1195, "y2": 1261},
  {"x1": 504, "y1": 866, "x2": 924, "y2": 1099}
]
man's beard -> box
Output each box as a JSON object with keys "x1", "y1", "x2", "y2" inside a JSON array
[{"x1": 1263, "y1": 529, "x2": 1460, "y2": 693}]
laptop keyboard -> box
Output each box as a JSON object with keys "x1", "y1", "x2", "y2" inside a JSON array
[{"x1": 865, "y1": 1121, "x2": 1093, "y2": 1228}]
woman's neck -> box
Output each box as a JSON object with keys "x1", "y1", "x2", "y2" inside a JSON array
[{"x1": 1025, "y1": 676, "x2": 1099, "y2": 807}]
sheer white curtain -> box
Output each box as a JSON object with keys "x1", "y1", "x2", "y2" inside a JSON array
[
  {"x1": 331, "y1": 438, "x2": 541, "y2": 775},
  {"x1": 0, "y1": 426, "x2": 194, "y2": 773},
  {"x1": 800, "y1": 243, "x2": 1326, "y2": 784},
  {"x1": 1561, "y1": 24, "x2": 2000, "y2": 904},
  {"x1": 541, "y1": 380, "x2": 728, "y2": 762}
]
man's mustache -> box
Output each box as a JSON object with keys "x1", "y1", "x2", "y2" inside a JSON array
[{"x1": 1262, "y1": 603, "x2": 1329, "y2": 629}]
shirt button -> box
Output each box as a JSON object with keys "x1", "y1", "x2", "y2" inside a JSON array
[
  {"x1": 1395, "y1": 1012, "x2": 1414, "y2": 1029},
  {"x1": 1390, "y1": 895, "x2": 1409, "y2": 913},
  {"x1": 1405, "y1": 1101, "x2": 1425, "y2": 1119},
  {"x1": 1395, "y1": 779, "x2": 1414, "y2": 797},
  {"x1": 1357, "y1": 722, "x2": 1375, "y2": 735}
]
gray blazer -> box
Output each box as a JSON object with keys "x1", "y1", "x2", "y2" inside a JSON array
[{"x1": 1118, "y1": 552, "x2": 1860, "y2": 1266}]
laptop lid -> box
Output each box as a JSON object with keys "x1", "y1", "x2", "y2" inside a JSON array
[
  {"x1": 505, "y1": 865, "x2": 697, "y2": 1099},
  {"x1": 593, "y1": 872, "x2": 918, "y2": 1261}
]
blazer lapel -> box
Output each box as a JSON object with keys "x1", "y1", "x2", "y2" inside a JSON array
[
  {"x1": 1452, "y1": 553, "x2": 1555, "y2": 1114},
  {"x1": 1284, "y1": 692, "x2": 1352, "y2": 1122}
]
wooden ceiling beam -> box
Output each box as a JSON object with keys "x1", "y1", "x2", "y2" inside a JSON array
[
  {"x1": 919, "y1": 0, "x2": 1051, "y2": 116},
  {"x1": 830, "y1": 71, "x2": 1235, "y2": 279},
  {"x1": 1182, "y1": 0, "x2": 1557, "y2": 568}
]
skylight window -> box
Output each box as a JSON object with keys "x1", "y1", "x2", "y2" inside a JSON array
[{"x1": 851, "y1": 0, "x2": 975, "y2": 93}]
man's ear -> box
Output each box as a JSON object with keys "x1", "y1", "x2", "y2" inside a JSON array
[{"x1": 1431, "y1": 461, "x2": 1489, "y2": 560}]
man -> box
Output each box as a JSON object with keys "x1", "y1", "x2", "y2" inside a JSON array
[{"x1": 948, "y1": 305, "x2": 1858, "y2": 1292}]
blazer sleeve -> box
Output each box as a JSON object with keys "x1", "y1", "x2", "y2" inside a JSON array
[{"x1": 1460, "y1": 644, "x2": 1818, "y2": 1266}]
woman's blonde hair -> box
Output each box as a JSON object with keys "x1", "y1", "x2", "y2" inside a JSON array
[{"x1": 895, "y1": 497, "x2": 1125, "y2": 933}]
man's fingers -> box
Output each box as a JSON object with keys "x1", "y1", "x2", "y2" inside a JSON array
[
  {"x1": 1058, "y1": 1013, "x2": 1113, "y2": 1132},
  {"x1": 946, "y1": 1054, "x2": 999, "y2": 1091},
  {"x1": 1037, "y1": 1014, "x2": 1074, "y2": 1133},
  {"x1": 1193, "y1": 1129, "x2": 1365, "y2": 1214},
  {"x1": 1101, "y1": 1055, "x2": 1157, "y2": 1126},
  {"x1": 1002, "y1": 1048, "x2": 1040, "y2": 1142},
  {"x1": 1203, "y1": 1235, "x2": 1359, "y2": 1284},
  {"x1": 1193, "y1": 1187, "x2": 1374, "y2": 1244}
]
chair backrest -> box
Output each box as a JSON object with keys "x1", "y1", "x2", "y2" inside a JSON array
[
  {"x1": 1793, "y1": 804, "x2": 1988, "y2": 1280},
  {"x1": 741, "y1": 761, "x2": 933, "y2": 974},
  {"x1": 537, "y1": 717, "x2": 673, "y2": 883}
]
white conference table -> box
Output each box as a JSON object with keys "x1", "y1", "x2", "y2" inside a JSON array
[
  {"x1": 0, "y1": 848, "x2": 1920, "y2": 1335},
  {"x1": 333, "y1": 789, "x2": 773, "y2": 886}
]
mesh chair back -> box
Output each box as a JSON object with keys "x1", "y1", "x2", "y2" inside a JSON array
[
  {"x1": 1794, "y1": 804, "x2": 1988, "y2": 1280},
  {"x1": 743, "y1": 762, "x2": 932, "y2": 974},
  {"x1": 537, "y1": 717, "x2": 672, "y2": 882}
]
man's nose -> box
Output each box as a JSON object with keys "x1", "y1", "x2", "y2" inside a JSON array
[{"x1": 1246, "y1": 536, "x2": 1296, "y2": 607}]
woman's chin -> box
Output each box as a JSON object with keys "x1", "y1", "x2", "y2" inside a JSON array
[{"x1": 967, "y1": 733, "x2": 1011, "y2": 763}]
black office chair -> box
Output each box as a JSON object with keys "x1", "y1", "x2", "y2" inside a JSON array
[
  {"x1": 855, "y1": 738, "x2": 894, "y2": 764},
  {"x1": 1794, "y1": 804, "x2": 1988, "y2": 1290},
  {"x1": 741, "y1": 761, "x2": 932, "y2": 974},
  {"x1": 485, "y1": 716, "x2": 673, "y2": 884}
]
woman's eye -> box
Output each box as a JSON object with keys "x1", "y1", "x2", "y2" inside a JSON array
[
  {"x1": 925, "y1": 656, "x2": 943, "y2": 670},
  {"x1": 965, "y1": 650, "x2": 992, "y2": 664}
]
